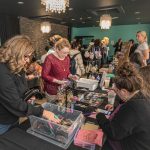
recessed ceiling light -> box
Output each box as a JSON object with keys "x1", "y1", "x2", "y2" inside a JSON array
[
  {"x1": 71, "y1": 18, "x2": 75, "y2": 21},
  {"x1": 61, "y1": 21, "x2": 66, "y2": 24},
  {"x1": 135, "y1": 11, "x2": 141, "y2": 14},
  {"x1": 112, "y1": 17, "x2": 119, "y2": 19},
  {"x1": 136, "y1": 17, "x2": 141, "y2": 20},
  {"x1": 80, "y1": 17, "x2": 83, "y2": 20},
  {"x1": 18, "y1": 1, "x2": 24, "y2": 4},
  {"x1": 68, "y1": 8, "x2": 73, "y2": 11},
  {"x1": 87, "y1": 17, "x2": 91, "y2": 19}
]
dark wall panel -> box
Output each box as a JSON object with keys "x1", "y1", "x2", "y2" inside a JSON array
[{"x1": 0, "y1": 15, "x2": 20, "y2": 45}]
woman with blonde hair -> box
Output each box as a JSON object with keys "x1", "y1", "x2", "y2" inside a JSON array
[
  {"x1": 42, "y1": 38, "x2": 77, "y2": 101},
  {"x1": 41, "y1": 34, "x2": 62, "y2": 64},
  {"x1": 135, "y1": 31, "x2": 149, "y2": 65},
  {"x1": 0, "y1": 35, "x2": 60, "y2": 135},
  {"x1": 48, "y1": 34, "x2": 62, "y2": 54}
]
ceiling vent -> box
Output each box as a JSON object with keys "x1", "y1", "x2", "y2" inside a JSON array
[{"x1": 87, "y1": 5, "x2": 125, "y2": 16}]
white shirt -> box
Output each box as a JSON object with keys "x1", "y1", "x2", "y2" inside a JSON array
[
  {"x1": 135, "y1": 42, "x2": 149, "y2": 55},
  {"x1": 135, "y1": 42, "x2": 149, "y2": 65}
]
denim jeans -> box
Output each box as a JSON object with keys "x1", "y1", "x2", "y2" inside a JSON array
[{"x1": 0, "y1": 124, "x2": 11, "y2": 135}]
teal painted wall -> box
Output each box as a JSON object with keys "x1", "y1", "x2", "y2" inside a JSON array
[{"x1": 72, "y1": 24, "x2": 150, "y2": 56}]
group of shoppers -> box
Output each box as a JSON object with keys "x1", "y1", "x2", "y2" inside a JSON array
[
  {"x1": 0, "y1": 31, "x2": 150, "y2": 150},
  {"x1": 0, "y1": 34, "x2": 85, "y2": 134}
]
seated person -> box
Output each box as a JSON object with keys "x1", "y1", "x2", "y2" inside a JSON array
[{"x1": 97, "y1": 62, "x2": 150, "y2": 150}]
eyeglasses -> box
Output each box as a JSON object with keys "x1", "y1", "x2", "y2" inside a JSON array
[{"x1": 24, "y1": 54, "x2": 33, "y2": 61}]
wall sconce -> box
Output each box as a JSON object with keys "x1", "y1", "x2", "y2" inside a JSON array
[{"x1": 41, "y1": 22, "x2": 51, "y2": 33}]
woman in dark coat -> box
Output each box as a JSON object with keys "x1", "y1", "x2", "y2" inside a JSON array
[{"x1": 97, "y1": 62, "x2": 150, "y2": 150}]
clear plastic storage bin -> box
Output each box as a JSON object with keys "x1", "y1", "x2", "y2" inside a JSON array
[
  {"x1": 76, "y1": 78, "x2": 98, "y2": 91},
  {"x1": 27, "y1": 103, "x2": 84, "y2": 149}
]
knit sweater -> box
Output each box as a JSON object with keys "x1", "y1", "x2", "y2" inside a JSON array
[{"x1": 42, "y1": 54, "x2": 70, "y2": 95}]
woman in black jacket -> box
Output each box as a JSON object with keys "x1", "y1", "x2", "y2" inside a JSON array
[
  {"x1": 0, "y1": 35, "x2": 60, "y2": 135},
  {"x1": 97, "y1": 62, "x2": 150, "y2": 150}
]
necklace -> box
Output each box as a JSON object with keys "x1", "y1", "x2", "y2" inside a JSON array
[
  {"x1": 58, "y1": 59, "x2": 66, "y2": 72},
  {"x1": 53, "y1": 52, "x2": 66, "y2": 72},
  {"x1": 60, "y1": 63, "x2": 65, "y2": 71},
  {"x1": 61, "y1": 62, "x2": 66, "y2": 72}
]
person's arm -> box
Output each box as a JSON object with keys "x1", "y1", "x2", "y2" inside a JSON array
[
  {"x1": 143, "y1": 49, "x2": 149, "y2": 60},
  {"x1": 0, "y1": 72, "x2": 61, "y2": 123},
  {"x1": 42, "y1": 110, "x2": 61, "y2": 123},
  {"x1": 0, "y1": 72, "x2": 43, "y2": 117},
  {"x1": 96, "y1": 104, "x2": 137, "y2": 140},
  {"x1": 77, "y1": 53, "x2": 85, "y2": 76},
  {"x1": 140, "y1": 43, "x2": 149, "y2": 60},
  {"x1": 42, "y1": 56, "x2": 56, "y2": 83}
]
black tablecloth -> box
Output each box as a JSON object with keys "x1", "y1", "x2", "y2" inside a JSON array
[
  {"x1": 0, "y1": 126, "x2": 101, "y2": 150},
  {"x1": 0, "y1": 90, "x2": 114, "y2": 150},
  {"x1": 0, "y1": 127, "x2": 90, "y2": 150}
]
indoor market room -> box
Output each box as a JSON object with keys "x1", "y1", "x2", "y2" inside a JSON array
[{"x1": 0, "y1": 0, "x2": 150, "y2": 150}]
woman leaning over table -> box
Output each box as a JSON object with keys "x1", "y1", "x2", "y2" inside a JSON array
[
  {"x1": 96, "y1": 62, "x2": 150, "y2": 150},
  {"x1": 0, "y1": 35, "x2": 60, "y2": 135}
]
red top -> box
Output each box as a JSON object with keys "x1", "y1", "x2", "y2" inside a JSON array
[{"x1": 42, "y1": 54, "x2": 70, "y2": 95}]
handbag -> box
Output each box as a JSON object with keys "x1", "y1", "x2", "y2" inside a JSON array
[{"x1": 23, "y1": 88, "x2": 43, "y2": 102}]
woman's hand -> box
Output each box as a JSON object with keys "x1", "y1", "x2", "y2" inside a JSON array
[
  {"x1": 53, "y1": 79, "x2": 68, "y2": 85},
  {"x1": 27, "y1": 96, "x2": 36, "y2": 104},
  {"x1": 42, "y1": 110, "x2": 61, "y2": 123},
  {"x1": 27, "y1": 74, "x2": 35, "y2": 80},
  {"x1": 68, "y1": 74, "x2": 79, "y2": 80},
  {"x1": 105, "y1": 104, "x2": 114, "y2": 111}
]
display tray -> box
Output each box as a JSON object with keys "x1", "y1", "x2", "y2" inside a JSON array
[
  {"x1": 73, "y1": 91, "x2": 104, "y2": 115},
  {"x1": 74, "y1": 101, "x2": 102, "y2": 115},
  {"x1": 27, "y1": 103, "x2": 84, "y2": 149}
]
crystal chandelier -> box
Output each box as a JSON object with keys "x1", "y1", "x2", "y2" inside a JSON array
[
  {"x1": 41, "y1": 22, "x2": 51, "y2": 33},
  {"x1": 41, "y1": 0, "x2": 69, "y2": 13},
  {"x1": 99, "y1": 14, "x2": 112, "y2": 29}
]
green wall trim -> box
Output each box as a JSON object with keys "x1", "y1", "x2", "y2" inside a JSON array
[{"x1": 72, "y1": 24, "x2": 150, "y2": 56}]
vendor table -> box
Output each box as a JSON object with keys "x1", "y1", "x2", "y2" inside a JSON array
[{"x1": 0, "y1": 90, "x2": 120, "y2": 150}]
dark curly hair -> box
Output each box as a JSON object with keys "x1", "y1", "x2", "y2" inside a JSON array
[{"x1": 114, "y1": 62, "x2": 143, "y2": 92}]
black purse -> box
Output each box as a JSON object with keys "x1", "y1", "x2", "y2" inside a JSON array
[{"x1": 23, "y1": 88, "x2": 43, "y2": 102}]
